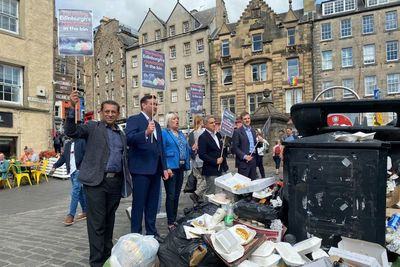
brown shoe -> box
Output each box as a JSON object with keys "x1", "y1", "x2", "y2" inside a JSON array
[
  {"x1": 75, "y1": 213, "x2": 87, "y2": 222},
  {"x1": 63, "y1": 215, "x2": 74, "y2": 226}
]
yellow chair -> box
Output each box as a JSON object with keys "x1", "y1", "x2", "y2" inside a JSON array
[
  {"x1": 0, "y1": 162, "x2": 12, "y2": 189},
  {"x1": 11, "y1": 164, "x2": 32, "y2": 187},
  {"x1": 32, "y1": 160, "x2": 49, "y2": 184}
]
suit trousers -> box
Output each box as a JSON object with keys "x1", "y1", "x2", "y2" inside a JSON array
[
  {"x1": 84, "y1": 175, "x2": 122, "y2": 267},
  {"x1": 131, "y1": 171, "x2": 161, "y2": 235},
  {"x1": 238, "y1": 158, "x2": 257, "y2": 180}
]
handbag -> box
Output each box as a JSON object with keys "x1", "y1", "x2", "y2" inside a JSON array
[{"x1": 183, "y1": 170, "x2": 197, "y2": 193}]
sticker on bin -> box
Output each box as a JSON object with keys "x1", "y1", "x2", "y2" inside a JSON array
[{"x1": 215, "y1": 173, "x2": 276, "y2": 194}]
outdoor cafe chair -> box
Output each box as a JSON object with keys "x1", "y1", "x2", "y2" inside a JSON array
[
  {"x1": 0, "y1": 162, "x2": 12, "y2": 189},
  {"x1": 11, "y1": 164, "x2": 32, "y2": 187},
  {"x1": 32, "y1": 159, "x2": 49, "y2": 184}
]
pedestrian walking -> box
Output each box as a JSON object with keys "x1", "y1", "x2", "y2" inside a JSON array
[
  {"x1": 161, "y1": 112, "x2": 191, "y2": 232},
  {"x1": 255, "y1": 129, "x2": 269, "y2": 178},
  {"x1": 272, "y1": 140, "x2": 283, "y2": 175},
  {"x1": 53, "y1": 132, "x2": 63, "y2": 154},
  {"x1": 125, "y1": 95, "x2": 169, "y2": 244},
  {"x1": 51, "y1": 137, "x2": 87, "y2": 226},
  {"x1": 64, "y1": 90, "x2": 132, "y2": 267}
]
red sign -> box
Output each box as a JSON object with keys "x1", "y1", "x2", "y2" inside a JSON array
[{"x1": 327, "y1": 114, "x2": 353, "y2": 126}]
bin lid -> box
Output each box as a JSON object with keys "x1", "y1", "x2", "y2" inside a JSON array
[{"x1": 283, "y1": 132, "x2": 391, "y2": 149}]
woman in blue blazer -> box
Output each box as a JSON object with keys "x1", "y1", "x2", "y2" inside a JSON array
[{"x1": 162, "y1": 112, "x2": 191, "y2": 231}]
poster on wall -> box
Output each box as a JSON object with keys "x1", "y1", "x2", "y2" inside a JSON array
[
  {"x1": 58, "y1": 9, "x2": 94, "y2": 56},
  {"x1": 141, "y1": 49, "x2": 165, "y2": 90},
  {"x1": 190, "y1": 83, "x2": 204, "y2": 114}
]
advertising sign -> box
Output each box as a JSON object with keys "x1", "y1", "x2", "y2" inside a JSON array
[
  {"x1": 141, "y1": 49, "x2": 165, "y2": 90},
  {"x1": 220, "y1": 109, "x2": 236, "y2": 138},
  {"x1": 190, "y1": 83, "x2": 204, "y2": 114}
]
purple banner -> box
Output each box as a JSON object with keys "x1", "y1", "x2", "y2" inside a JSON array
[
  {"x1": 141, "y1": 49, "x2": 165, "y2": 90},
  {"x1": 190, "y1": 83, "x2": 204, "y2": 114}
]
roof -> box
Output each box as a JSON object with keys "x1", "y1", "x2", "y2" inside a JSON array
[
  {"x1": 192, "y1": 7, "x2": 216, "y2": 27},
  {"x1": 117, "y1": 33, "x2": 138, "y2": 47}
]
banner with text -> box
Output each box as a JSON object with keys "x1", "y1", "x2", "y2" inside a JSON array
[
  {"x1": 190, "y1": 83, "x2": 204, "y2": 114},
  {"x1": 58, "y1": 9, "x2": 93, "y2": 56},
  {"x1": 220, "y1": 109, "x2": 236, "y2": 138},
  {"x1": 141, "y1": 49, "x2": 165, "y2": 90}
]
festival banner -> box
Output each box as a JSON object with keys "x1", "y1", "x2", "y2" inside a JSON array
[
  {"x1": 58, "y1": 9, "x2": 93, "y2": 56},
  {"x1": 141, "y1": 49, "x2": 165, "y2": 90},
  {"x1": 190, "y1": 83, "x2": 204, "y2": 114},
  {"x1": 220, "y1": 109, "x2": 236, "y2": 138}
]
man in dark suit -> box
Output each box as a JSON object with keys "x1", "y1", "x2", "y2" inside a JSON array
[
  {"x1": 196, "y1": 115, "x2": 228, "y2": 198},
  {"x1": 232, "y1": 111, "x2": 259, "y2": 180},
  {"x1": 65, "y1": 91, "x2": 132, "y2": 267},
  {"x1": 125, "y1": 95, "x2": 169, "y2": 243}
]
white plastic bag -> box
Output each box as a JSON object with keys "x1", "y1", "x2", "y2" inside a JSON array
[{"x1": 109, "y1": 234, "x2": 159, "y2": 267}]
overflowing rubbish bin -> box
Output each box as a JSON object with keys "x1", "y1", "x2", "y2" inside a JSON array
[{"x1": 284, "y1": 99, "x2": 400, "y2": 249}]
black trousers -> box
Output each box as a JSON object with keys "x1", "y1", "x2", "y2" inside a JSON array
[
  {"x1": 256, "y1": 155, "x2": 265, "y2": 178},
  {"x1": 238, "y1": 158, "x2": 257, "y2": 180},
  {"x1": 84, "y1": 175, "x2": 122, "y2": 267}
]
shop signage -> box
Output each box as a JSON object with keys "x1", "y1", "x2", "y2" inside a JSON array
[
  {"x1": 28, "y1": 96, "x2": 49, "y2": 103},
  {"x1": 0, "y1": 112, "x2": 13, "y2": 128},
  {"x1": 55, "y1": 94, "x2": 70, "y2": 100}
]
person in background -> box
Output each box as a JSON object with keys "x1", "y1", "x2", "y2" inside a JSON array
[
  {"x1": 284, "y1": 127, "x2": 298, "y2": 142},
  {"x1": 27, "y1": 148, "x2": 39, "y2": 162},
  {"x1": 53, "y1": 132, "x2": 63, "y2": 154},
  {"x1": 20, "y1": 146, "x2": 29, "y2": 162},
  {"x1": 255, "y1": 129, "x2": 269, "y2": 178},
  {"x1": 0, "y1": 153, "x2": 9, "y2": 180},
  {"x1": 272, "y1": 140, "x2": 283, "y2": 175},
  {"x1": 161, "y1": 112, "x2": 191, "y2": 232},
  {"x1": 50, "y1": 138, "x2": 87, "y2": 226},
  {"x1": 188, "y1": 115, "x2": 205, "y2": 205}
]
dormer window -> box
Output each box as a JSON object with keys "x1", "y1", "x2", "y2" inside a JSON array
[
  {"x1": 252, "y1": 8, "x2": 261, "y2": 18},
  {"x1": 322, "y1": 0, "x2": 355, "y2": 16},
  {"x1": 367, "y1": 0, "x2": 400, "y2": 7},
  {"x1": 155, "y1": 29, "x2": 161, "y2": 40},
  {"x1": 143, "y1": 33, "x2": 148, "y2": 43},
  {"x1": 169, "y1": 25, "x2": 175, "y2": 37},
  {"x1": 252, "y1": 34, "x2": 263, "y2": 52},
  {"x1": 183, "y1": 21, "x2": 190, "y2": 33}
]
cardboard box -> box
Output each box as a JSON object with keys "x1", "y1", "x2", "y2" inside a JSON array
[{"x1": 386, "y1": 186, "x2": 400, "y2": 208}]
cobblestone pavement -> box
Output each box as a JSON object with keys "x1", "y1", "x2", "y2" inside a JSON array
[{"x1": 0, "y1": 158, "x2": 280, "y2": 266}]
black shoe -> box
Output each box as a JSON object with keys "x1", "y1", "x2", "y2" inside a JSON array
[
  {"x1": 154, "y1": 233, "x2": 165, "y2": 243},
  {"x1": 190, "y1": 193, "x2": 200, "y2": 205}
]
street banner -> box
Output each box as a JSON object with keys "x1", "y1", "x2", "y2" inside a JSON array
[
  {"x1": 220, "y1": 109, "x2": 236, "y2": 138},
  {"x1": 261, "y1": 116, "x2": 271, "y2": 137},
  {"x1": 141, "y1": 49, "x2": 165, "y2": 90},
  {"x1": 58, "y1": 9, "x2": 93, "y2": 56},
  {"x1": 190, "y1": 83, "x2": 204, "y2": 114}
]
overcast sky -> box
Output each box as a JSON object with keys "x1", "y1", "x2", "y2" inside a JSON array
[{"x1": 56, "y1": 0, "x2": 323, "y2": 30}]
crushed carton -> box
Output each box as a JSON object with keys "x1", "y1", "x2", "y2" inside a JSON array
[{"x1": 215, "y1": 172, "x2": 276, "y2": 194}]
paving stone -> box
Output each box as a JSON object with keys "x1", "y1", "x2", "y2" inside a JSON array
[{"x1": 0, "y1": 261, "x2": 9, "y2": 267}]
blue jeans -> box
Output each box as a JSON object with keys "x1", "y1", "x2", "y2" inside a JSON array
[
  {"x1": 163, "y1": 167, "x2": 184, "y2": 225},
  {"x1": 69, "y1": 170, "x2": 87, "y2": 217}
]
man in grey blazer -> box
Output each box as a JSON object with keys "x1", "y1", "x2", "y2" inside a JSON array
[{"x1": 65, "y1": 91, "x2": 132, "y2": 267}]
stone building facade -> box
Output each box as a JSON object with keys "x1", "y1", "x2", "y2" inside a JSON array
[
  {"x1": 84, "y1": 17, "x2": 137, "y2": 121},
  {"x1": 210, "y1": 0, "x2": 314, "y2": 118},
  {"x1": 126, "y1": 0, "x2": 227, "y2": 128},
  {"x1": 0, "y1": 0, "x2": 54, "y2": 157},
  {"x1": 313, "y1": 0, "x2": 400, "y2": 104}
]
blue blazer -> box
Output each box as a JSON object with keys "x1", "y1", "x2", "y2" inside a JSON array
[
  {"x1": 53, "y1": 138, "x2": 86, "y2": 174},
  {"x1": 162, "y1": 128, "x2": 191, "y2": 170},
  {"x1": 125, "y1": 112, "x2": 167, "y2": 175}
]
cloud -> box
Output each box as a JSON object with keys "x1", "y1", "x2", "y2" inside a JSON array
[{"x1": 56, "y1": 0, "x2": 305, "y2": 30}]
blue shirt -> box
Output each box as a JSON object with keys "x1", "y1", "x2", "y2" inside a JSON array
[
  {"x1": 244, "y1": 126, "x2": 255, "y2": 154},
  {"x1": 105, "y1": 126, "x2": 123, "y2": 173},
  {"x1": 285, "y1": 135, "x2": 296, "y2": 142},
  {"x1": 176, "y1": 132, "x2": 187, "y2": 161}
]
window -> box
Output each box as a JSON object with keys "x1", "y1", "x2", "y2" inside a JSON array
[
  {"x1": 342, "y1": 78, "x2": 355, "y2": 97},
  {"x1": 321, "y1": 23, "x2": 332, "y2": 40},
  {"x1": 159, "y1": 114, "x2": 165, "y2": 127},
  {"x1": 364, "y1": 76, "x2": 376, "y2": 96},
  {"x1": 105, "y1": 72, "x2": 109, "y2": 84},
  {"x1": 387, "y1": 74, "x2": 400, "y2": 94},
  {"x1": 120, "y1": 85, "x2": 124, "y2": 98},
  {"x1": 322, "y1": 81, "x2": 334, "y2": 99},
  {"x1": 105, "y1": 55, "x2": 109, "y2": 65},
  {"x1": 121, "y1": 67, "x2": 125, "y2": 78},
  {"x1": 197, "y1": 39, "x2": 204, "y2": 53},
  {"x1": 341, "y1": 48, "x2": 353, "y2": 67},
  {"x1": 345, "y1": 0, "x2": 355, "y2": 10},
  {"x1": 97, "y1": 59, "x2": 100, "y2": 70},
  {"x1": 222, "y1": 67, "x2": 233, "y2": 85},
  {"x1": 184, "y1": 42, "x2": 191, "y2": 56},
  {"x1": 185, "y1": 87, "x2": 190, "y2": 101},
  {"x1": 170, "y1": 67, "x2": 177, "y2": 81},
  {"x1": 169, "y1": 25, "x2": 175, "y2": 36},
  {"x1": 60, "y1": 63, "x2": 67, "y2": 74},
  {"x1": 322, "y1": 51, "x2": 333, "y2": 70},
  {"x1": 251, "y1": 63, "x2": 267, "y2": 82},
  {"x1": 55, "y1": 105, "x2": 60, "y2": 117},
  {"x1": 322, "y1": 1, "x2": 334, "y2": 15},
  {"x1": 322, "y1": 0, "x2": 355, "y2": 16},
  {"x1": 169, "y1": 46, "x2": 176, "y2": 58},
  {"x1": 287, "y1": 28, "x2": 295, "y2": 46},
  {"x1": 340, "y1": 19, "x2": 352, "y2": 37},
  {"x1": 0, "y1": 0, "x2": 18, "y2": 33},
  {"x1": 111, "y1": 89, "x2": 115, "y2": 100},
  {"x1": 221, "y1": 96, "x2": 235, "y2": 113},
  {"x1": 183, "y1": 21, "x2": 190, "y2": 33},
  {"x1": 252, "y1": 8, "x2": 261, "y2": 18},
  {"x1": 198, "y1": 62, "x2": 206, "y2": 76},
  {"x1": 285, "y1": 89, "x2": 302, "y2": 113},
  {"x1": 96, "y1": 75, "x2": 99, "y2": 87},
  {"x1": 184, "y1": 64, "x2": 192, "y2": 78},
  {"x1": 157, "y1": 92, "x2": 164, "y2": 103},
  {"x1": 221, "y1": 39, "x2": 230, "y2": 57},
  {"x1": 252, "y1": 34, "x2": 263, "y2": 52},
  {"x1": 386, "y1": 41, "x2": 398, "y2": 61},
  {"x1": 105, "y1": 90, "x2": 109, "y2": 100},
  {"x1": 248, "y1": 92, "x2": 264, "y2": 114},
  {"x1": 110, "y1": 53, "x2": 113, "y2": 63},
  {"x1": 0, "y1": 64, "x2": 22, "y2": 103},
  {"x1": 132, "y1": 56, "x2": 138, "y2": 68},
  {"x1": 111, "y1": 70, "x2": 114, "y2": 82},
  {"x1": 133, "y1": 96, "x2": 139, "y2": 107},
  {"x1": 143, "y1": 33, "x2": 148, "y2": 43},
  {"x1": 120, "y1": 48, "x2": 123, "y2": 59},
  {"x1": 362, "y1": 15, "x2": 374, "y2": 34},
  {"x1": 363, "y1": 44, "x2": 375, "y2": 64},
  {"x1": 367, "y1": 0, "x2": 400, "y2": 7},
  {"x1": 155, "y1": 29, "x2": 161, "y2": 40},
  {"x1": 121, "y1": 105, "x2": 126, "y2": 118},
  {"x1": 386, "y1": 11, "x2": 398, "y2": 30},
  {"x1": 132, "y1": 76, "x2": 138, "y2": 87},
  {"x1": 287, "y1": 58, "x2": 299, "y2": 78},
  {"x1": 171, "y1": 90, "x2": 178, "y2": 103}
]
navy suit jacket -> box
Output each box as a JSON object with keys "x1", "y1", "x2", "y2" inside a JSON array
[
  {"x1": 125, "y1": 112, "x2": 166, "y2": 175},
  {"x1": 232, "y1": 126, "x2": 259, "y2": 169},
  {"x1": 53, "y1": 138, "x2": 86, "y2": 174},
  {"x1": 198, "y1": 130, "x2": 228, "y2": 176}
]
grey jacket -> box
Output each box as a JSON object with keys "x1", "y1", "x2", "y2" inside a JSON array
[{"x1": 64, "y1": 109, "x2": 132, "y2": 198}]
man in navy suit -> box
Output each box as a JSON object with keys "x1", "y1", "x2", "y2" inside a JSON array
[
  {"x1": 232, "y1": 111, "x2": 259, "y2": 180},
  {"x1": 125, "y1": 95, "x2": 169, "y2": 243}
]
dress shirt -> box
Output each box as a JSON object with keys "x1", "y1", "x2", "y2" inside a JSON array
[
  {"x1": 206, "y1": 129, "x2": 220, "y2": 149},
  {"x1": 69, "y1": 142, "x2": 77, "y2": 175},
  {"x1": 244, "y1": 126, "x2": 255, "y2": 154},
  {"x1": 105, "y1": 125, "x2": 123, "y2": 173},
  {"x1": 141, "y1": 111, "x2": 157, "y2": 140}
]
